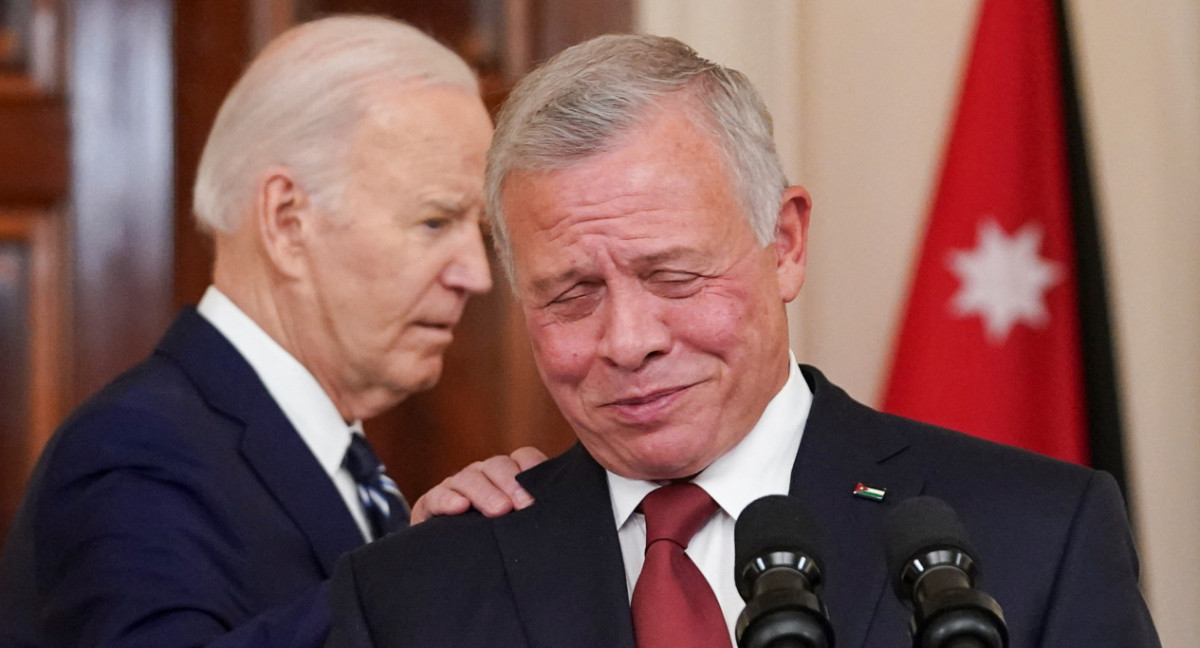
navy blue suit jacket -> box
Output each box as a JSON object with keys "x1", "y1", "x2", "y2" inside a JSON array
[
  {"x1": 327, "y1": 365, "x2": 1159, "y2": 648},
  {"x1": 0, "y1": 309, "x2": 366, "y2": 648}
]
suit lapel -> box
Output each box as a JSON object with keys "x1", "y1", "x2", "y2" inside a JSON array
[
  {"x1": 240, "y1": 408, "x2": 365, "y2": 575},
  {"x1": 790, "y1": 366, "x2": 925, "y2": 648},
  {"x1": 493, "y1": 444, "x2": 635, "y2": 648},
  {"x1": 157, "y1": 309, "x2": 364, "y2": 576}
]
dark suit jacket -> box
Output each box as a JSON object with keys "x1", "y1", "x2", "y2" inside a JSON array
[
  {"x1": 327, "y1": 365, "x2": 1158, "y2": 648},
  {"x1": 0, "y1": 308, "x2": 366, "y2": 648}
]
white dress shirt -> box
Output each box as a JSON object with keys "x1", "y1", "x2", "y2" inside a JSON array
[
  {"x1": 608, "y1": 354, "x2": 812, "y2": 646},
  {"x1": 197, "y1": 286, "x2": 373, "y2": 541}
]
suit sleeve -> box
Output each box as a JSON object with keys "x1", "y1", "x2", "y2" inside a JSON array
[
  {"x1": 1038, "y1": 471, "x2": 1161, "y2": 647},
  {"x1": 28, "y1": 407, "x2": 333, "y2": 648},
  {"x1": 325, "y1": 555, "x2": 377, "y2": 648}
]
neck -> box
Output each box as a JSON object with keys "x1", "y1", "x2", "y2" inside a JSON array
[{"x1": 212, "y1": 243, "x2": 384, "y2": 422}]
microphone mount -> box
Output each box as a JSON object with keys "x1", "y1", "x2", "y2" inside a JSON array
[
  {"x1": 884, "y1": 497, "x2": 1009, "y2": 648},
  {"x1": 900, "y1": 548, "x2": 1006, "y2": 648},
  {"x1": 735, "y1": 549, "x2": 832, "y2": 648},
  {"x1": 735, "y1": 495, "x2": 834, "y2": 648}
]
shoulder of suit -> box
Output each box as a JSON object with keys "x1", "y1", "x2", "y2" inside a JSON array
[
  {"x1": 803, "y1": 363, "x2": 1097, "y2": 496},
  {"x1": 346, "y1": 446, "x2": 599, "y2": 577},
  {"x1": 346, "y1": 509, "x2": 500, "y2": 582},
  {"x1": 890, "y1": 410, "x2": 1093, "y2": 480},
  {"x1": 33, "y1": 351, "x2": 235, "y2": 492}
]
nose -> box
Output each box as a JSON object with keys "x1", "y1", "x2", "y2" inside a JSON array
[
  {"x1": 597, "y1": 287, "x2": 670, "y2": 371},
  {"x1": 442, "y1": 223, "x2": 493, "y2": 295}
]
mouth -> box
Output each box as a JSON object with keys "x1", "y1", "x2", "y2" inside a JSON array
[
  {"x1": 601, "y1": 382, "x2": 701, "y2": 424},
  {"x1": 413, "y1": 311, "x2": 462, "y2": 330},
  {"x1": 606, "y1": 385, "x2": 688, "y2": 407},
  {"x1": 412, "y1": 320, "x2": 458, "y2": 341}
]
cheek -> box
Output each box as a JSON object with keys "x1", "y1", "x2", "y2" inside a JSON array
[
  {"x1": 320, "y1": 233, "x2": 397, "y2": 298},
  {"x1": 527, "y1": 319, "x2": 595, "y2": 384},
  {"x1": 666, "y1": 292, "x2": 758, "y2": 352},
  {"x1": 359, "y1": 241, "x2": 441, "y2": 309}
]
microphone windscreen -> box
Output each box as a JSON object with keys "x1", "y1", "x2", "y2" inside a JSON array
[
  {"x1": 734, "y1": 494, "x2": 823, "y2": 574},
  {"x1": 883, "y1": 496, "x2": 977, "y2": 583}
]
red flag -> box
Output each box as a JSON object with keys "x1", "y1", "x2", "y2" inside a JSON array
[{"x1": 882, "y1": 0, "x2": 1090, "y2": 463}]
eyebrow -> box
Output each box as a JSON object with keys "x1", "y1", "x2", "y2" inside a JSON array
[
  {"x1": 634, "y1": 246, "x2": 701, "y2": 268},
  {"x1": 422, "y1": 195, "x2": 484, "y2": 221},
  {"x1": 530, "y1": 268, "x2": 584, "y2": 295},
  {"x1": 527, "y1": 245, "x2": 703, "y2": 294},
  {"x1": 425, "y1": 197, "x2": 470, "y2": 215}
]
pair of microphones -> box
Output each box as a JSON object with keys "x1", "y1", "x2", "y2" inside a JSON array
[{"x1": 734, "y1": 495, "x2": 1008, "y2": 648}]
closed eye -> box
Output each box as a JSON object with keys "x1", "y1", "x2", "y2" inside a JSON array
[
  {"x1": 550, "y1": 281, "x2": 601, "y2": 305},
  {"x1": 544, "y1": 282, "x2": 603, "y2": 320},
  {"x1": 648, "y1": 271, "x2": 704, "y2": 298}
]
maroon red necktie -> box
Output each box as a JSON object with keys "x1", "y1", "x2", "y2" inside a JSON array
[{"x1": 630, "y1": 482, "x2": 732, "y2": 648}]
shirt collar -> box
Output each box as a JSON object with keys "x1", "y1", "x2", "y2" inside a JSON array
[
  {"x1": 197, "y1": 286, "x2": 357, "y2": 477},
  {"x1": 607, "y1": 353, "x2": 812, "y2": 528}
]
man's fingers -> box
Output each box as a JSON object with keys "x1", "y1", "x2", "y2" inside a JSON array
[
  {"x1": 407, "y1": 448, "x2": 549, "y2": 525},
  {"x1": 510, "y1": 446, "x2": 549, "y2": 471},
  {"x1": 475, "y1": 455, "x2": 534, "y2": 511},
  {"x1": 409, "y1": 477, "x2": 470, "y2": 525}
]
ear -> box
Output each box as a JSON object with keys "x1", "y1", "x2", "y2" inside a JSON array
[
  {"x1": 255, "y1": 167, "x2": 312, "y2": 279},
  {"x1": 773, "y1": 185, "x2": 811, "y2": 302}
]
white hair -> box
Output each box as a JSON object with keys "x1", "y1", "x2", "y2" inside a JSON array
[
  {"x1": 485, "y1": 34, "x2": 788, "y2": 284},
  {"x1": 193, "y1": 15, "x2": 478, "y2": 233}
]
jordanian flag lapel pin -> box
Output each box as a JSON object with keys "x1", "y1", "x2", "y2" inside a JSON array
[{"x1": 852, "y1": 482, "x2": 887, "y2": 502}]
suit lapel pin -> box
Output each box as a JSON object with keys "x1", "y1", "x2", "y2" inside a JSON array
[{"x1": 853, "y1": 482, "x2": 887, "y2": 502}]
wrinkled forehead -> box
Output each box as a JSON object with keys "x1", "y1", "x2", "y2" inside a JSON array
[{"x1": 500, "y1": 123, "x2": 753, "y2": 295}]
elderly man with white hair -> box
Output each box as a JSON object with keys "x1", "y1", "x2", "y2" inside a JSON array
[{"x1": 0, "y1": 15, "x2": 539, "y2": 648}]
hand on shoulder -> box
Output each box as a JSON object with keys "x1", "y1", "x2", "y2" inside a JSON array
[{"x1": 409, "y1": 446, "x2": 548, "y2": 524}]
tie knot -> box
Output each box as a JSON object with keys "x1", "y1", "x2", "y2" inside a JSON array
[
  {"x1": 639, "y1": 482, "x2": 719, "y2": 548},
  {"x1": 343, "y1": 434, "x2": 384, "y2": 483}
]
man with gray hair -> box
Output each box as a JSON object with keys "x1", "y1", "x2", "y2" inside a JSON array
[
  {"x1": 0, "y1": 15, "x2": 539, "y2": 648},
  {"x1": 327, "y1": 33, "x2": 1158, "y2": 648}
]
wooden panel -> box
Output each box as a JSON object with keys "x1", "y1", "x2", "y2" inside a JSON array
[
  {"x1": 69, "y1": 0, "x2": 175, "y2": 403},
  {"x1": 531, "y1": 0, "x2": 633, "y2": 63},
  {"x1": 0, "y1": 95, "x2": 67, "y2": 205},
  {"x1": 0, "y1": 210, "x2": 66, "y2": 543},
  {"x1": 19, "y1": 213, "x2": 66, "y2": 463},
  {"x1": 0, "y1": 225, "x2": 33, "y2": 542},
  {"x1": 172, "y1": 1, "x2": 254, "y2": 309},
  {"x1": 316, "y1": 0, "x2": 475, "y2": 46},
  {"x1": 0, "y1": 1, "x2": 69, "y2": 543}
]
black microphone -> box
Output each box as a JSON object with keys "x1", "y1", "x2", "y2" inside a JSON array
[
  {"x1": 883, "y1": 496, "x2": 1008, "y2": 648},
  {"x1": 734, "y1": 495, "x2": 834, "y2": 648}
]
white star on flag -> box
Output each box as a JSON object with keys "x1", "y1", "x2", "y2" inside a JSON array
[{"x1": 947, "y1": 218, "x2": 1063, "y2": 344}]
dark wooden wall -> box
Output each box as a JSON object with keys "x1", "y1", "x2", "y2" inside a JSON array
[
  {"x1": 0, "y1": 0, "x2": 632, "y2": 542},
  {"x1": 0, "y1": 5, "x2": 69, "y2": 542},
  {"x1": 70, "y1": 0, "x2": 176, "y2": 404},
  {"x1": 0, "y1": 0, "x2": 177, "y2": 541}
]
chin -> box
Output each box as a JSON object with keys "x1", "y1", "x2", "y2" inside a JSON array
[
  {"x1": 610, "y1": 445, "x2": 716, "y2": 482},
  {"x1": 382, "y1": 368, "x2": 442, "y2": 401},
  {"x1": 642, "y1": 459, "x2": 712, "y2": 481},
  {"x1": 579, "y1": 421, "x2": 722, "y2": 481},
  {"x1": 409, "y1": 370, "x2": 442, "y2": 394}
]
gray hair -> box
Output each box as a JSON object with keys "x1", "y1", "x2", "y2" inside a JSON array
[
  {"x1": 485, "y1": 34, "x2": 788, "y2": 284},
  {"x1": 193, "y1": 15, "x2": 478, "y2": 233}
]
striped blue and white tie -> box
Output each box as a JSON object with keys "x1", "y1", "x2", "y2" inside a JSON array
[{"x1": 342, "y1": 434, "x2": 410, "y2": 540}]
